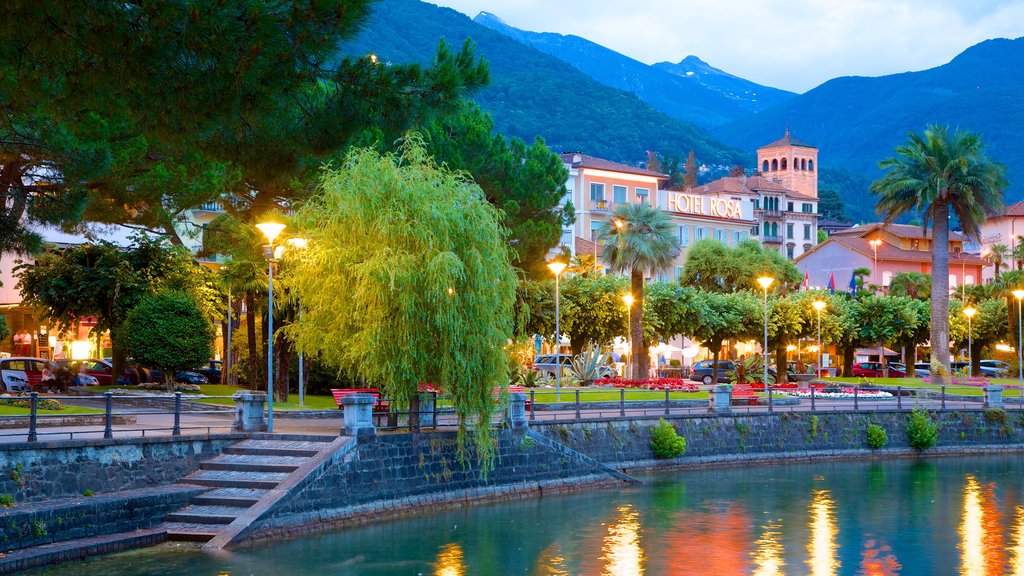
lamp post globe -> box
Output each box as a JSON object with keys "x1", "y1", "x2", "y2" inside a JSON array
[
  {"x1": 756, "y1": 276, "x2": 774, "y2": 387},
  {"x1": 257, "y1": 221, "x2": 287, "y2": 431},
  {"x1": 1013, "y1": 290, "x2": 1024, "y2": 397},
  {"x1": 963, "y1": 306, "x2": 977, "y2": 377},
  {"x1": 548, "y1": 260, "x2": 567, "y2": 401},
  {"x1": 812, "y1": 300, "x2": 826, "y2": 378}
]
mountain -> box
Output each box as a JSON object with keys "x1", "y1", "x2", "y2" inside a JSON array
[
  {"x1": 715, "y1": 37, "x2": 1024, "y2": 215},
  {"x1": 340, "y1": 0, "x2": 747, "y2": 167},
  {"x1": 474, "y1": 11, "x2": 796, "y2": 128}
]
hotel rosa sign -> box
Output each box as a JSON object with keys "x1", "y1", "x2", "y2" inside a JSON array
[{"x1": 665, "y1": 193, "x2": 743, "y2": 219}]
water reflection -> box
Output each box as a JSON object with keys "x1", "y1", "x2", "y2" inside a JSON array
[
  {"x1": 601, "y1": 505, "x2": 645, "y2": 576},
  {"x1": 1012, "y1": 506, "x2": 1024, "y2": 575},
  {"x1": 807, "y1": 489, "x2": 840, "y2": 576},
  {"x1": 750, "y1": 520, "x2": 785, "y2": 576},
  {"x1": 860, "y1": 538, "x2": 901, "y2": 575},
  {"x1": 535, "y1": 543, "x2": 570, "y2": 576},
  {"x1": 960, "y1": 474, "x2": 1011, "y2": 576},
  {"x1": 434, "y1": 542, "x2": 466, "y2": 576}
]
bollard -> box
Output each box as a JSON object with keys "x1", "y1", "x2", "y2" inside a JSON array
[
  {"x1": 619, "y1": 388, "x2": 625, "y2": 417},
  {"x1": 984, "y1": 385, "x2": 1005, "y2": 410},
  {"x1": 767, "y1": 386, "x2": 773, "y2": 413},
  {"x1": 530, "y1": 389, "x2": 536, "y2": 421},
  {"x1": 575, "y1": 389, "x2": 581, "y2": 420},
  {"x1": 664, "y1": 389, "x2": 670, "y2": 416},
  {"x1": 897, "y1": 386, "x2": 902, "y2": 410},
  {"x1": 104, "y1": 391, "x2": 114, "y2": 439},
  {"x1": 172, "y1": 391, "x2": 182, "y2": 436},
  {"x1": 810, "y1": 386, "x2": 816, "y2": 412},
  {"x1": 941, "y1": 385, "x2": 946, "y2": 410},
  {"x1": 340, "y1": 393, "x2": 375, "y2": 437},
  {"x1": 28, "y1": 392, "x2": 38, "y2": 442},
  {"x1": 506, "y1": 392, "x2": 529, "y2": 429},
  {"x1": 233, "y1": 392, "x2": 268, "y2": 433},
  {"x1": 712, "y1": 384, "x2": 733, "y2": 415},
  {"x1": 854, "y1": 386, "x2": 859, "y2": 411}
]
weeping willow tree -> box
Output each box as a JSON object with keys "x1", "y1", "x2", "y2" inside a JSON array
[{"x1": 280, "y1": 137, "x2": 516, "y2": 465}]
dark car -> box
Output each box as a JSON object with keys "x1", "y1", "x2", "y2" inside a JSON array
[
  {"x1": 689, "y1": 360, "x2": 736, "y2": 385},
  {"x1": 194, "y1": 360, "x2": 222, "y2": 384},
  {"x1": 851, "y1": 362, "x2": 905, "y2": 378},
  {"x1": 174, "y1": 371, "x2": 209, "y2": 385},
  {"x1": 533, "y1": 354, "x2": 573, "y2": 378}
]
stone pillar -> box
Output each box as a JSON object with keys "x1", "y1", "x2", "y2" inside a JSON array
[
  {"x1": 712, "y1": 384, "x2": 733, "y2": 414},
  {"x1": 418, "y1": 391, "x2": 437, "y2": 427},
  {"x1": 233, "y1": 392, "x2": 267, "y2": 432},
  {"x1": 507, "y1": 392, "x2": 528, "y2": 428},
  {"x1": 342, "y1": 393, "x2": 377, "y2": 437},
  {"x1": 984, "y1": 385, "x2": 1004, "y2": 410}
]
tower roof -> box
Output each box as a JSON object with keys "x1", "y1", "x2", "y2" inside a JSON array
[{"x1": 759, "y1": 128, "x2": 816, "y2": 150}]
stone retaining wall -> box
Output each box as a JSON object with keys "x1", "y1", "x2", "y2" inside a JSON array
[
  {"x1": 531, "y1": 408, "x2": 1024, "y2": 468},
  {"x1": 0, "y1": 485, "x2": 201, "y2": 551},
  {"x1": 0, "y1": 434, "x2": 245, "y2": 503}
]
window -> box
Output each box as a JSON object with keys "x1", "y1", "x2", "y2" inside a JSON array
[
  {"x1": 803, "y1": 224, "x2": 811, "y2": 240},
  {"x1": 715, "y1": 229, "x2": 728, "y2": 243},
  {"x1": 613, "y1": 185, "x2": 627, "y2": 204},
  {"x1": 696, "y1": 227, "x2": 708, "y2": 241},
  {"x1": 786, "y1": 245, "x2": 794, "y2": 259},
  {"x1": 635, "y1": 188, "x2": 649, "y2": 205},
  {"x1": 590, "y1": 182, "x2": 605, "y2": 202},
  {"x1": 882, "y1": 271, "x2": 892, "y2": 287},
  {"x1": 781, "y1": 158, "x2": 788, "y2": 170},
  {"x1": 809, "y1": 160, "x2": 814, "y2": 171},
  {"x1": 949, "y1": 274, "x2": 958, "y2": 288},
  {"x1": 753, "y1": 198, "x2": 760, "y2": 209},
  {"x1": 678, "y1": 225, "x2": 690, "y2": 247},
  {"x1": 762, "y1": 160, "x2": 769, "y2": 172},
  {"x1": 751, "y1": 225, "x2": 759, "y2": 236},
  {"x1": 733, "y1": 231, "x2": 743, "y2": 244},
  {"x1": 786, "y1": 223, "x2": 794, "y2": 239},
  {"x1": 966, "y1": 274, "x2": 975, "y2": 285},
  {"x1": 763, "y1": 222, "x2": 770, "y2": 236},
  {"x1": 771, "y1": 222, "x2": 778, "y2": 236},
  {"x1": 771, "y1": 159, "x2": 778, "y2": 171},
  {"x1": 590, "y1": 220, "x2": 602, "y2": 241},
  {"x1": 801, "y1": 159, "x2": 807, "y2": 170},
  {"x1": 787, "y1": 202, "x2": 794, "y2": 212}
]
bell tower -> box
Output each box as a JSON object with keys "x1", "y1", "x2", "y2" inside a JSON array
[{"x1": 756, "y1": 129, "x2": 818, "y2": 198}]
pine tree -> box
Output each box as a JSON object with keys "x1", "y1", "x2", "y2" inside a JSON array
[{"x1": 683, "y1": 151, "x2": 699, "y2": 189}]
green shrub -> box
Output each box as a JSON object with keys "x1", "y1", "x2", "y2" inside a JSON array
[
  {"x1": 984, "y1": 408, "x2": 1007, "y2": 425},
  {"x1": 906, "y1": 408, "x2": 938, "y2": 450},
  {"x1": 650, "y1": 419, "x2": 687, "y2": 459},
  {"x1": 866, "y1": 424, "x2": 887, "y2": 449},
  {"x1": 82, "y1": 489, "x2": 94, "y2": 497},
  {"x1": 0, "y1": 494, "x2": 13, "y2": 507}
]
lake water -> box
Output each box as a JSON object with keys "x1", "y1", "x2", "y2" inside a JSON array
[{"x1": 28, "y1": 455, "x2": 1024, "y2": 575}]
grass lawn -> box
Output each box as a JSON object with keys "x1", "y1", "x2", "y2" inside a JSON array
[
  {"x1": 818, "y1": 376, "x2": 1011, "y2": 397},
  {"x1": 88, "y1": 384, "x2": 339, "y2": 410},
  {"x1": 0, "y1": 404, "x2": 102, "y2": 416}
]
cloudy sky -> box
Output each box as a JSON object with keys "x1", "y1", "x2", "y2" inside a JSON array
[{"x1": 429, "y1": 0, "x2": 1024, "y2": 93}]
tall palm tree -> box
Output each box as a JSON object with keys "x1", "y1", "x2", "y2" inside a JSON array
[
  {"x1": 599, "y1": 203, "x2": 678, "y2": 379},
  {"x1": 989, "y1": 244, "x2": 1009, "y2": 280},
  {"x1": 1010, "y1": 240, "x2": 1024, "y2": 271},
  {"x1": 872, "y1": 125, "x2": 1007, "y2": 386}
]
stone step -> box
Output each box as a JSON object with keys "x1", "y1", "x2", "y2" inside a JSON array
[
  {"x1": 200, "y1": 454, "x2": 307, "y2": 473},
  {"x1": 191, "y1": 487, "x2": 269, "y2": 507},
  {"x1": 0, "y1": 529, "x2": 165, "y2": 574},
  {"x1": 183, "y1": 470, "x2": 288, "y2": 490},
  {"x1": 164, "y1": 522, "x2": 220, "y2": 542},
  {"x1": 223, "y1": 439, "x2": 330, "y2": 457},
  {"x1": 165, "y1": 505, "x2": 242, "y2": 525}
]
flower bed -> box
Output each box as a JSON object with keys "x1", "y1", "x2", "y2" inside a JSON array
[
  {"x1": 922, "y1": 377, "x2": 993, "y2": 387},
  {"x1": 747, "y1": 382, "x2": 827, "y2": 390},
  {"x1": 593, "y1": 377, "x2": 700, "y2": 392},
  {"x1": 779, "y1": 387, "x2": 893, "y2": 399}
]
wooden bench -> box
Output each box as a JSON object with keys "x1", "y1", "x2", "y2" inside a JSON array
[{"x1": 330, "y1": 388, "x2": 390, "y2": 413}]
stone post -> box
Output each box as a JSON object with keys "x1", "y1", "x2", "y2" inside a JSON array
[
  {"x1": 507, "y1": 392, "x2": 529, "y2": 429},
  {"x1": 712, "y1": 384, "x2": 733, "y2": 414},
  {"x1": 418, "y1": 391, "x2": 437, "y2": 427},
  {"x1": 233, "y1": 392, "x2": 267, "y2": 432},
  {"x1": 342, "y1": 393, "x2": 377, "y2": 437},
  {"x1": 984, "y1": 385, "x2": 1004, "y2": 410}
]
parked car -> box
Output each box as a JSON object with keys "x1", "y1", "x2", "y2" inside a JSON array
[
  {"x1": 62, "y1": 358, "x2": 167, "y2": 386},
  {"x1": 0, "y1": 357, "x2": 60, "y2": 393},
  {"x1": 851, "y1": 362, "x2": 905, "y2": 378},
  {"x1": 194, "y1": 360, "x2": 222, "y2": 384},
  {"x1": 54, "y1": 359, "x2": 102, "y2": 386},
  {"x1": 533, "y1": 354, "x2": 573, "y2": 378},
  {"x1": 689, "y1": 360, "x2": 736, "y2": 385},
  {"x1": 913, "y1": 362, "x2": 930, "y2": 378},
  {"x1": 980, "y1": 359, "x2": 1011, "y2": 377},
  {"x1": 174, "y1": 371, "x2": 209, "y2": 385}
]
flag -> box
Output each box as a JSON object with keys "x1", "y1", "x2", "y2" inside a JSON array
[
  {"x1": 803, "y1": 272, "x2": 810, "y2": 291},
  {"x1": 849, "y1": 271, "x2": 858, "y2": 296},
  {"x1": 827, "y1": 272, "x2": 836, "y2": 295}
]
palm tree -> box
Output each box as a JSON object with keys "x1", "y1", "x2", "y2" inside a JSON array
[
  {"x1": 599, "y1": 204, "x2": 678, "y2": 380},
  {"x1": 1011, "y1": 239, "x2": 1024, "y2": 271},
  {"x1": 872, "y1": 125, "x2": 1007, "y2": 386},
  {"x1": 989, "y1": 244, "x2": 1009, "y2": 280}
]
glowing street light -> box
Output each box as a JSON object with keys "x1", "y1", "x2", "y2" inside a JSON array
[
  {"x1": 1014, "y1": 289, "x2": 1024, "y2": 397},
  {"x1": 757, "y1": 276, "x2": 774, "y2": 387},
  {"x1": 868, "y1": 238, "x2": 883, "y2": 287},
  {"x1": 623, "y1": 293, "x2": 635, "y2": 379},
  {"x1": 963, "y1": 306, "x2": 977, "y2": 376},
  {"x1": 256, "y1": 220, "x2": 286, "y2": 431},
  {"x1": 813, "y1": 300, "x2": 826, "y2": 377},
  {"x1": 286, "y1": 237, "x2": 308, "y2": 407},
  {"x1": 548, "y1": 260, "x2": 568, "y2": 401}
]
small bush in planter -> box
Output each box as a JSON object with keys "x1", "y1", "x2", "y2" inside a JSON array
[
  {"x1": 906, "y1": 408, "x2": 938, "y2": 450},
  {"x1": 650, "y1": 418, "x2": 687, "y2": 459},
  {"x1": 866, "y1": 424, "x2": 887, "y2": 449}
]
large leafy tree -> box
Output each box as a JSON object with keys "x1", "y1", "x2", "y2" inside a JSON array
[
  {"x1": 950, "y1": 298, "x2": 1008, "y2": 376},
  {"x1": 872, "y1": 125, "x2": 1007, "y2": 385},
  {"x1": 684, "y1": 291, "x2": 761, "y2": 384},
  {"x1": 280, "y1": 140, "x2": 515, "y2": 461},
  {"x1": 123, "y1": 291, "x2": 214, "y2": 392},
  {"x1": 15, "y1": 236, "x2": 223, "y2": 379},
  {"x1": 559, "y1": 275, "x2": 628, "y2": 356},
  {"x1": 0, "y1": 1, "x2": 488, "y2": 252},
  {"x1": 422, "y1": 102, "x2": 571, "y2": 278},
  {"x1": 854, "y1": 295, "x2": 918, "y2": 378},
  {"x1": 599, "y1": 204, "x2": 679, "y2": 379},
  {"x1": 641, "y1": 282, "x2": 699, "y2": 346},
  {"x1": 680, "y1": 239, "x2": 801, "y2": 293}
]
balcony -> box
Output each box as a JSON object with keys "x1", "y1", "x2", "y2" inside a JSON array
[
  {"x1": 591, "y1": 200, "x2": 610, "y2": 212},
  {"x1": 197, "y1": 200, "x2": 225, "y2": 212},
  {"x1": 762, "y1": 235, "x2": 783, "y2": 244},
  {"x1": 758, "y1": 209, "x2": 783, "y2": 218}
]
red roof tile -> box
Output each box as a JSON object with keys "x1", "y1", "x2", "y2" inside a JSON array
[
  {"x1": 832, "y1": 222, "x2": 965, "y2": 241},
  {"x1": 758, "y1": 129, "x2": 816, "y2": 150},
  {"x1": 561, "y1": 153, "x2": 666, "y2": 178}
]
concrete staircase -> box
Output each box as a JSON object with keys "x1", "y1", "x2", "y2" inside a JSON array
[{"x1": 165, "y1": 437, "x2": 339, "y2": 542}]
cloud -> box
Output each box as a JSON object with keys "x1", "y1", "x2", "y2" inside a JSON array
[{"x1": 429, "y1": 0, "x2": 1024, "y2": 92}]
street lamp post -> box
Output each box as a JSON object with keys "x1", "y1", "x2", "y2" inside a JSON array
[
  {"x1": 548, "y1": 260, "x2": 567, "y2": 401},
  {"x1": 963, "y1": 306, "x2": 977, "y2": 376},
  {"x1": 757, "y1": 276, "x2": 775, "y2": 386},
  {"x1": 869, "y1": 238, "x2": 883, "y2": 288},
  {"x1": 285, "y1": 238, "x2": 308, "y2": 407},
  {"x1": 1014, "y1": 290, "x2": 1024, "y2": 398},
  {"x1": 256, "y1": 221, "x2": 286, "y2": 432},
  {"x1": 813, "y1": 300, "x2": 826, "y2": 377},
  {"x1": 623, "y1": 293, "x2": 635, "y2": 379}
]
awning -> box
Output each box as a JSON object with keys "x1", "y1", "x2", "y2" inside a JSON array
[{"x1": 855, "y1": 347, "x2": 898, "y2": 357}]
